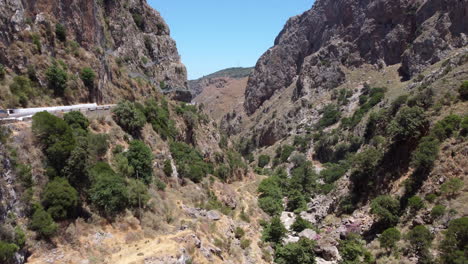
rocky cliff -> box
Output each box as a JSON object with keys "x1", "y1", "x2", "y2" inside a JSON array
[
  {"x1": 0, "y1": 0, "x2": 188, "y2": 107},
  {"x1": 244, "y1": 0, "x2": 468, "y2": 115}
]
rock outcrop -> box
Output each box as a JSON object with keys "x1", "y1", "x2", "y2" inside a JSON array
[
  {"x1": 0, "y1": 0, "x2": 188, "y2": 105},
  {"x1": 244, "y1": 0, "x2": 468, "y2": 115}
]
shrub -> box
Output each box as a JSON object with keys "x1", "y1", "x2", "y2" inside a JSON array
[
  {"x1": 163, "y1": 160, "x2": 173, "y2": 176},
  {"x1": 62, "y1": 142, "x2": 89, "y2": 189},
  {"x1": 425, "y1": 193, "x2": 437, "y2": 203},
  {"x1": 388, "y1": 106, "x2": 428, "y2": 142},
  {"x1": 262, "y1": 216, "x2": 287, "y2": 244},
  {"x1": 439, "y1": 217, "x2": 468, "y2": 264},
  {"x1": 379, "y1": 227, "x2": 401, "y2": 251},
  {"x1": 132, "y1": 12, "x2": 145, "y2": 30},
  {"x1": 318, "y1": 104, "x2": 341, "y2": 128},
  {"x1": 29, "y1": 205, "x2": 58, "y2": 238},
  {"x1": 289, "y1": 161, "x2": 318, "y2": 194},
  {"x1": 258, "y1": 196, "x2": 283, "y2": 216},
  {"x1": 89, "y1": 163, "x2": 128, "y2": 216},
  {"x1": 46, "y1": 61, "x2": 68, "y2": 95},
  {"x1": 80, "y1": 67, "x2": 96, "y2": 88},
  {"x1": 32, "y1": 112, "x2": 75, "y2": 172},
  {"x1": 0, "y1": 64, "x2": 5, "y2": 79},
  {"x1": 258, "y1": 154, "x2": 271, "y2": 168},
  {"x1": 42, "y1": 177, "x2": 78, "y2": 220},
  {"x1": 240, "y1": 238, "x2": 251, "y2": 250},
  {"x1": 234, "y1": 227, "x2": 245, "y2": 239},
  {"x1": 55, "y1": 23, "x2": 66, "y2": 41},
  {"x1": 370, "y1": 195, "x2": 400, "y2": 227},
  {"x1": 321, "y1": 162, "x2": 348, "y2": 184},
  {"x1": 9, "y1": 76, "x2": 34, "y2": 107},
  {"x1": 275, "y1": 238, "x2": 316, "y2": 264},
  {"x1": 440, "y1": 178, "x2": 464, "y2": 199},
  {"x1": 0, "y1": 241, "x2": 19, "y2": 263},
  {"x1": 461, "y1": 116, "x2": 468, "y2": 137},
  {"x1": 155, "y1": 179, "x2": 166, "y2": 191},
  {"x1": 87, "y1": 133, "x2": 109, "y2": 160},
  {"x1": 170, "y1": 141, "x2": 210, "y2": 183},
  {"x1": 126, "y1": 140, "x2": 153, "y2": 184},
  {"x1": 277, "y1": 145, "x2": 295, "y2": 163},
  {"x1": 144, "y1": 99, "x2": 177, "y2": 140},
  {"x1": 408, "y1": 196, "x2": 425, "y2": 212},
  {"x1": 338, "y1": 233, "x2": 374, "y2": 264},
  {"x1": 127, "y1": 178, "x2": 150, "y2": 208},
  {"x1": 406, "y1": 225, "x2": 433, "y2": 254},
  {"x1": 459, "y1": 81, "x2": 468, "y2": 100},
  {"x1": 411, "y1": 136, "x2": 440, "y2": 170},
  {"x1": 112, "y1": 101, "x2": 146, "y2": 136},
  {"x1": 64, "y1": 111, "x2": 89, "y2": 130},
  {"x1": 430, "y1": 205, "x2": 445, "y2": 220},
  {"x1": 291, "y1": 215, "x2": 313, "y2": 233},
  {"x1": 432, "y1": 114, "x2": 462, "y2": 140},
  {"x1": 293, "y1": 135, "x2": 311, "y2": 152},
  {"x1": 286, "y1": 190, "x2": 307, "y2": 213}
]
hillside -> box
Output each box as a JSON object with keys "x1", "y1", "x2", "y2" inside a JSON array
[{"x1": 188, "y1": 67, "x2": 252, "y2": 97}]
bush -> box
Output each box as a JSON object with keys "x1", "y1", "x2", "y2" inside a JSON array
[
  {"x1": 170, "y1": 141, "x2": 210, "y2": 183},
  {"x1": 42, "y1": 177, "x2": 78, "y2": 220},
  {"x1": 408, "y1": 196, "x2": 425, "y2": 212},
  {"x1": 291, "y1": 215, "x2": 313, "y2": 233},
  {"x1": 29, "y1": 205, "x2": 58, "y2": 238},
  {"x1": 388, "y1": 106, "x2": 428, "y2": 142},
  {"x1": 234, "y1": 227, "x2": 245, "y2": 239},
  {"x1": 258, "y1": 196, "x2": 283, "y2": 216},
  {"x1": 80, "y1": 67, "x2": 96, "y2": 88},
  {"x1": 432, "y1": 114, "x2": 462, "y2": 140},
  {"x1": 286, "y1": 190, "x2": 308, "y2": 213},
  {"x1": 425, "y1": 193, "x2": 437, "y2": 203},
  {"x1": 459, "y1": 81, "x2": 468, "y2": 100},
  {"x1": 32, "y1": 112, "x2": 75, "y2": 172},
  {"x1": 406, "y1": 225, "x2": 433, "y2": 255},
  {"x1": 55, "y1": 23, "x2": 66, "y2": 41},
  {"x1": 321, "y1": 162, "x2": 348, "y2": 184},
  {"x1": 440, "y1": 178, "x2": 464, "y2": 199},
  {"x1": 46, "y1": 61, "x2": 68, "y2": 95},
  {"x1": 64, "y1": 111, "x2": 89, "y2": 130},
  {"x1": 144, "y1": 99, "x2": 177, "y2": 140},
  {"x1": 155, "y1": 179, "x2": 166, "y2": 191},
  {"x1": 338, "y1": 233, "x2": 374, "y2": 264},
  {"x1": 112, "y1": 101, "x2": 146, "y2": 136},
  {"x1": 293, "y1": 135, "x2": 311, "y2": 152},
  {"x1": 262, "y1": 216, "x2": 287, "y2": 244},
  {"x1": 0, "y1": 241, "x2": 19, "y2": 263},
  {"x1": 411, "y1": 136, "x2": 440, "y2": 170},
  {"x1": 163, "y1": 160, "x2": 173, "y2": 176},
  {"x1": 370, "y1": 195, "x2": 400, "y2": 227},
  {"x1": 127, "y1": 178, "x2": 150, "y2": 208},
  {"x1": 132, "y1": 12, "x2": 145, "y2": 30},
  {"x1": 240, "y1": 238, "x2": 251, "y2": 249},
  {"x1": 430, "y1": 205, "x2": 446, "y2": 220},
  {"x1": 439, "y1": 217, "x2": 468, "y2": 264},
  {"x1": 62, "y1": 142, "x2": 89, "y2": 189},
  {"x1": 10, "y1": 76, "x2": 34, "y2": 107},
  {"x1": 289, "y1": 161, "x2": 318, "y2": 194},
  {"x1": 461, "y1": 116, "x2": 468, "y2": 137},
  {"x1": 275, "y1": 238, "x2": 316, "y2": 264},
  {"x1": 379, "y1": 227, "x2": 401, "y2": 251},
  {"x1": 126, "y1": 140, "x2": 153, "y2": 184},
  {"x1": 0, "y1": 64, "x2": 5, "y2": 79},
  {"x1": 258, "y1": 154, "x2": 271, "y2": 168},
  {"x1": 89, "y1": 163, "x2": 128, "y2": 216},
  {"x1": 318, "y1": 104, "x2": 341, "y2": 128},
  {"x1": 277, "y1": 145, "x2": 295, "y2": 163}
]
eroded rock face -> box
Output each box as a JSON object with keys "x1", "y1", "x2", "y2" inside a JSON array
[
  {"x1": 244, "y1": 0, "x2": 468, "y2": 115},
  {"x1": 0, "y1": 0, "x2": 188, "y2": 103}
]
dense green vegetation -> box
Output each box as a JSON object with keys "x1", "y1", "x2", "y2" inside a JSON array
[
  {"x1": 170, "y1": 141, "x2": 211, "y2": 183},
  {"x1": 42, "y1": 177, "x2": 78, "y2": 220},
  {"x1": 112, "y1": 100, "x2": 146, "y2": 136},
  {"x1": 439, "y1": 217, "x2": 468, "y2": 264},
  {"x1": 275, "y1": 238, "x2": 316, "y2": 264},
  {"x1": 127, "y1": 140, "x2": 153, "y2": 184},
  {"x1": 55, "y1": 23, "x2": 67, "y2": 42},
  {"x1": 258, "y1": 154, "x2": 271, "y2": 168},
  {"x1": 338, "y1": 233, "x2": 374, "y2": 264},
  {"x1": 46, "y1": 61, "x2": 68, "y2": 96},
  {"x1": 80, "y1": 67, "x2": 96, "y2": 88},
  {"x1": 317, "y1": 104, "x2": 341, "y2": 129}
]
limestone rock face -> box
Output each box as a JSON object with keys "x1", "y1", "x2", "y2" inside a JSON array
[
  {"x1": 0, "y1": 0, "x2": 188, "y2": 104},
  {"x1": 244, "y1": 0, "x2": 468, "y2": 115}
]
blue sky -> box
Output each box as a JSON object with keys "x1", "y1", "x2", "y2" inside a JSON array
[{"x1": 148, "y1": 1, "x2": 313, "y2": 79}]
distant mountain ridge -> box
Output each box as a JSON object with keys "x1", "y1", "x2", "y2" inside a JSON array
[{"x1": 188, "y1": 67, "x2": 253, "y2": 97}]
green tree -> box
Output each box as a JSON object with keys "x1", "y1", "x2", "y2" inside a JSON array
[
  {"x1": 388, "y1": 106, "x2": 429, "y2": 142},
  {"x1": 338, "y1": 233, "x2": 374, "y2": 264},
  {"x1": 432, "y1": 115, "x2": 462, "y2": 140},
  {"x1": 113, "y1": 153, "x2": 134, "y2": 178},
  {"x1": 257, "y1": 176, "x2": 283, "y2": 216},
  {"x1": 169, "y1": 141, "x2": 210, "y2": 183},
  {"x1": 144, "y1": 99, "x2": 177, "y2": 140},
  {"x1": 87, "y1": 133, "x2": 109, "y2": 160},
  {"x1": 291, "y1": 215, "x2": 313, "y2": 233},
  {"x1": 258, "y1": 154, "x2": 271, "y2": 168},
  {"x1": 127, "y1": 178, "x2": 150, "y2": 208},
  {"x1": 430, "y1": 205, "x2": 446, "y2": 220},
  {"x1": 275, "y1": 238, "x2": 316, "y2": 264},
  {"x1": 55, "y1": 23, "x2": 66, "y2": 42},
  {"x1": 127, "y1": 140, "x2": 153, "y2": 184},
  {"x1": 441, "y1": 178, "x2": 464, "y2": 199},
  {"x1": 163, "y1": 160, "x2": 173, "y2": 176},
  {"x1": 80, "y1": 67, "x2": 96, "y2": 88},
  {"x1": 459, "y1": 81, "x2": 468, "y2": 101},
  {"x1": 318, "y1": 104, "x2": 341, "y2": 128},
  {"x1": 112, "y1": 101, "x2": 146, "y2": 136},
  {"x1": 379, "y1": 227, "x2": 401, "y2": 251},
  {"x1": 262, "y1": 216, "x2": 287, "y2": 244},
  {"x1": 32, "y1": 112, "x2": 75, "y2": 172},
  {"x1": 64, "y1": 111, "x2": 89, "y2": 130},
  {"x1": 439, "y1": 217, "x2": 468, "y2": 264},
  {"x1": 411, "y1": 136, "x2": 440, "y2": 170},
  {"x1": 46, "y1": 61, "x2": 68, "y2": 95},
  {"x1": 62, "y1": 141, "x2": 89, "y2": 189},
  {"x1": 408, "y1": 196, "x2": 425, "y2": 212},
  {"x1": 42, "y1": 177, "x2": 78, "y2": 220},
  {"x1": 29, "y1": 205, "x2": 58, "y2": 238},
  {"x1": 258, "y1": 196, "x2": 283, "y2": 216},
  {"x1": 286, "y1": 190, "x2": 308, "y2": 213},
  {"x1": 0, "y1": 241, "x2": 19, "y2": 263},
  {"x1": 370, "y1": 195, "x2": 400, "y2": 227},
  {"x1": 406, "y1": 225, "x2": 433, "y2": 254},
  {"x1": 9, "y1": 76, "x2": 34, "y2": 107},
  {"x1": 89, "y1": 163, "x2": 128, "y2": 217}
]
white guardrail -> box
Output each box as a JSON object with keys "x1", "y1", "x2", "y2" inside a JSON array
[{"x1": 0, "y1": 104, "x2": 115, "y2": 123}]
